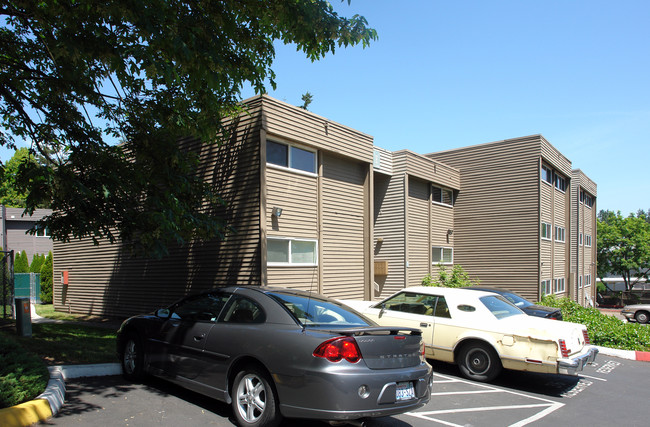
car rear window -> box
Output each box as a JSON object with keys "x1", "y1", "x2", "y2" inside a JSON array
[
  {"x1": 480, "y1": 295, "x2": 524, "y2": 319},
  {"x1": 268, "y1": 291, "x2": 371, "y2": 328}
]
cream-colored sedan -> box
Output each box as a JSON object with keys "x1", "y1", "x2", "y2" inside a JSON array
[{"x1": 343, "y1": 286, "x2": 598, "y2": 382}]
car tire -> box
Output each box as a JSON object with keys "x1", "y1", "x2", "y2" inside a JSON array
[
  {"x1": 121, "y1": 333, "x2": 145, "y2": 381},
  {"x1": 635, "y1": 311, "x2": 650, "y2": 324},
  {"x1": 232, "y1": 366, "x2": 281, "y2": 427},
  {"x1": 458, "y1": 342, "x2": 502, "y2": 382}
]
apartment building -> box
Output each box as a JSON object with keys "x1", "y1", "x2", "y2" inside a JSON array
[
  {"x1": 427, "y1": 135, "x2": 595, "y2": 305},
  {"x1": 1, "y1": 206, "x2": 52, "y2": 260},
  {"x1": 52, "y1": 98, "x2": 597, "y2": 318}
]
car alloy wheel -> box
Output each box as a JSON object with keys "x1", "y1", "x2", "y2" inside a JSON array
[
  {"x1": 121, "y1": 333, "x2": 144, "y2": 381},
  {"x1": 232, "y1": 366, "x2": 280, "y2": 427}
]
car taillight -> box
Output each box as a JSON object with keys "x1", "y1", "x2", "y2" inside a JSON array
[
  {"x1": 582, "y1": 329, "x2": 591, "y2": 345},
  {"x1": 559, "y1": 339, "x2": 570, "y2": 358},
  {"x1": 313, "y1": 337, "x2": 362, "y2": 363},
  {"x1": 420, "y1": 340, "x2": 426, "y2": 362}
]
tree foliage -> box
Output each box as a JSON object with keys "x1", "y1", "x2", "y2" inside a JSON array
[
  {"x1": 0, "y1": 148, "x2": 51, "y2": 208},
  {"x1": 597, "y1": 210, "x2": 650, "y2": 291},
  {"x1": 0, "y1": 1, "x2": 377, "y2": 257},
  {"x1": 13, "y1": 250, "x2": 29, "y2": 273},
  {"x1": 29, "y1": 253, "x2": 45, "y2": 274},
  {"x1": 39, "y1": 251, "x2": 53, "y2": 303}
]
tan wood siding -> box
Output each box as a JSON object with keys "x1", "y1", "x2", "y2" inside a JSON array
[
  {"x1": 427, "y1": 136, "x2": 543, "y2": 301},
  {"x1": 265, "y1": 168, "x2": 319, "y2": 239},
  {"x1": 53, "y1": 116, "x2": 263, "y2": 318},
  {"x1": 407, "y1": 177, "x2": 431, "y2": 287},
  {"x1": 321, "y1": 153, "x2": 367, "y2": 300},
  {"x1": 394, "y1": 150, "x2": 460, "y2": 190}
]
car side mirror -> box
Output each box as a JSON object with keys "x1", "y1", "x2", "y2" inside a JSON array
[{"x1": 156, "y1": 308, "x2": 171, "y2": 318}]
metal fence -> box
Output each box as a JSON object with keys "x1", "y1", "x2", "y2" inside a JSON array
[{"x1": 1, "y1": 250, "x2": 15, "y2": 319}]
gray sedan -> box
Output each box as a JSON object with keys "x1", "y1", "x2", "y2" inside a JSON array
[
  {"x1": 621, "y1": 304, "x2": 650, "y2": 324},
  {"x1": 116, "y1": 286, "x2": 432, "y2": 427}
]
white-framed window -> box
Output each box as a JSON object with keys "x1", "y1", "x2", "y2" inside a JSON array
[
  {"x1": 554, "y1": 173, "x2": 567, "y2": 192},
  {"x1": 432, "y1": 185, "x2": 453, "y2": 207},
  {"x1": 585, "y1": 234, "x2": 592, "y2": 247},
  {"x1": 432, "y1": 246, "x2": 453, "y2": 264},
  {"x1": 586, "y1": 274, "x2": 592, "y2": 287},
  {"x1": 35, "y1": 227, "x2": 49, "y2": 237},
  {"x1": 554, "y1": 277, "x2": 566, "y2": 293},
  {"x1": 554, "y1": 226, "x2": 566, "y2": 243},
  {"x1": 541, "y1": 165, "x2": 553, "y2": 185},
  {"x1": 541, "y1": 222, "x2": 552, "y2": 240},
  {"x1": 541, "y1": 279, "x2": 552, "y2": 295},
  {"x1": 579, "y1": 233, "x2": 583, "y2": 246},
  {"x1": 579, "y1": 275, "x2": 583, "y2": 289},
  {"x1": 267, "y1": 237, "x2": 318, "y2": 266},
  {"x1": 266, "y1": 140, "x2": 317, "y2": 175}
]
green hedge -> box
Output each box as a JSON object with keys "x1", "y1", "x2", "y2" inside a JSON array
[
  {"x1": 541, "y1": 295, "x2": 650, "y2": 351},
  {"x1": 0, "y1": 333, "x2": 49, "y2": 408}
]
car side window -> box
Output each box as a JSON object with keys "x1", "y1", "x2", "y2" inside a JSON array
[
  {"x1": 379, "y1": 292, "x2": 438, "y2": 316},
  {"x1": 433, "y1": 296, "x2": 451, "y2": 318},
  {"x1": 221, "y1": 296, "x2": 265, "y2": 323},
  {"x1": 172, "y1": 293, "x2": 229, "y2": 323}
]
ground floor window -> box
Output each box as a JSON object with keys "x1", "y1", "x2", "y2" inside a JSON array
[
  {"x1": 267, "y1": 237, "x2": 318, "y2": 266},
  {"x1": 585, "y1": 274, "x2": 592, "y2": 287},
  {"x1": 554, "y1": 277, "x2": 566, "y2": 293},
  {"x1": 432, "y1": 246, "x2": 453, "y2": 264},
  {"x1": 541, "y1": 279, "x2": 552, "y2": 295}
]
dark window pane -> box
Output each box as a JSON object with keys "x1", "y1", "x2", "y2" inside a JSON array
[
  {"x1": 267, "y1": 141, "x2": 288, "y2": 167},
  {"x1": 290, "y1": 146, "x2": 316, "y2": 173}
]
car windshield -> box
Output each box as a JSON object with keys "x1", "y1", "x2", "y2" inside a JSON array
[
  {"x1": 479, "y1": 295, "x2": 525, "y2": 319},
  {"x1": 268, "y1": 291, "x2": 371, "y2": 328},
  {"x1": 501, "y1": 292, "x2": 533, "y2": 308}
]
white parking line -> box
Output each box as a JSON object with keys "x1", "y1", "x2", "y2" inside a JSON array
[
  {"x1": 409, "y1": 373, "x2": 564, "y2": 426},
  {"x1": 579, "y1": 374, "x2": 607, "y2": 382}
]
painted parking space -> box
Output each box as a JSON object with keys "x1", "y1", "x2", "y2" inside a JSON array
[{"x1": 405, "y1": 373, "x2": 564, "y2": 427}]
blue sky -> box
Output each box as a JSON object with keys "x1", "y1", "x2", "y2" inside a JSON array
[
  {"x1": 2, "y1": 1, "x2": 648, "y2": 216},
  {"x1": 241, "y1": 0, "x2": 649, "y2": 216}
]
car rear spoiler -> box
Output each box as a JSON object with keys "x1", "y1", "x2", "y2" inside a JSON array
[{"x1": 312, "y1": 326, "x2": 422, "y2": 336}]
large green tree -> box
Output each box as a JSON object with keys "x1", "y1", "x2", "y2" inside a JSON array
[
  {"x1": 597, "y1": 210, "x2": 650, "y2": 291},
  {"x1": 0, "y1": 0, "x2": 377, "y2": 257},
  {"x1": 0, "y1": 147, "x2": 51, "y2": 207}
]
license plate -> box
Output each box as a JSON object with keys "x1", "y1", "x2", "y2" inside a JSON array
[{"x1": 396, "y1": 381, "x2": 415, "y2": 401}]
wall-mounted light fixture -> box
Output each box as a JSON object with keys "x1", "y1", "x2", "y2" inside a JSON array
[
  {"x1": 447, "y1": 229, "x2": 454, "y2": 235},
  {"x1": 272, "y1": 207, "x2": 283, "y2": 217},
  {"x1": 376, "y1": 237, "x2": 384, "y2": 243}
]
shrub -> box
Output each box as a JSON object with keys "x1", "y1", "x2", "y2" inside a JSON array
[
  {"x1": 0, "y1": 333, "x2": 49, "y2": 408},
  {"x1": 40, "y1": 252, "x2": 53, "y2": 304},
  {"x1": 540, "y1": 295, "x2": 650, "y2": 351},
  {"x1": 422, "y1": 264, "x2": 480, "y2": 288}
]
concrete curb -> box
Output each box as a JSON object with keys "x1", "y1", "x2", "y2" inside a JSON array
[
  {"x1": 0, "y1": 363, "x2": 121, "y2": 427},
  {"x1": 595, "y1": 346, "x2": 650, "y2": 361}
]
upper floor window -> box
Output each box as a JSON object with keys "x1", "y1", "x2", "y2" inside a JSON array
[
  {"x1": 554, "y1": 173, "x2": 567, "y2": 192},
  {"x1": 35, "y1": 227, "x2": 49, "y2": 237},
  {"x1": 267, "y1": 140, "x2": 316, "y2": 174},
  {"x1": 432, "y1": 186, "x2": 453, "y2": 207},
  {"x1": 541, "y1": 222, "x2": 552, "y2": 240},
  {"x1": 541, "y1": 165, "x2": 553, "y2": 185},
  {"x1": 555, "y1": 226, "x2": 566, "y2": 243},
  {"x1": 585, "y1": 234, "x2": 592, "y2": 247},
  {"x1": 586, "y1": 275, "x2": 592, "y2": 287},
  {"x1": 267, "y1": 237, "x2": 318, "y2": 266},
  {"x1": 432, "y1": 246, "x2": 453, "y2": 264},
  {"x1": 580, "y1": 190, "x2": 595, "y2": 208},
  {"x1": 579, "y1": 233, "x2": 583, "y2": 246}
]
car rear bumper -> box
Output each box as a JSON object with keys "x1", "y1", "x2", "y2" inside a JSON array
[
  {"x1": 558, "y1": 345, "x2": 599, "y2": 375},
  {"x1": 277, "y1": 363, "x2": 433, "y2": 420}
]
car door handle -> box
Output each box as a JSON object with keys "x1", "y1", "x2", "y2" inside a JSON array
[
  {"x1": 420, "y1": 323, "x2": 429, "y2": 327},
  {"x1": 193, "y1": 334, "x2": 205, "y2": 341}
]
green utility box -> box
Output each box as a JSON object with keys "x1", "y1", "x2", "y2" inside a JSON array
[{"x1": 15, "y1": 297, "x2": 32, "y2": 337}]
